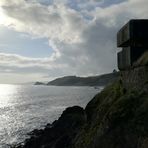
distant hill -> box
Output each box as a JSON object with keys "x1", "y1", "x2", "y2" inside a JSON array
[
  {"x1": 46, "y1": 72, "x2": 119, "y2": 86},
  {"x1": 34, "y1": 82, "x2": 45, "y2": 85}
]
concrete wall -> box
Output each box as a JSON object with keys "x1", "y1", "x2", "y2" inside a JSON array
[
  {"x1": 117, "y1": 20, "x2": 148, "y2": 48},
  {"x1": 118, "y1": 48, "x2": 131, "y2": 70},
  {"x1": 117, "y1": 22, "x2": 130, "y2": 47}
]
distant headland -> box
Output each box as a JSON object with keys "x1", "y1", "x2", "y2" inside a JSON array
[{"x1": 34, "y1": 71, "x2": 119, "y2": 87}]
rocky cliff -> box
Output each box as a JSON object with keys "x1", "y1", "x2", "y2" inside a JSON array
[
  {"x1": 15, "y1": 52, "x2": 148, "y2": 148},
  {"x1": 74, "y1": 74, "x2": 148, "y2": 148}
]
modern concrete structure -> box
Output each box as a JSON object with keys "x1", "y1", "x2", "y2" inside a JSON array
[
  {"x1": 117, "y1": 20, "x2": 148, "y2": 70},
  {"x1": 117, "y1": 48, "x2": 131, "y2": 70},
  {"x1": 118, "y1": 47, "x2": 147, "y2": 70},
  {"x1": 117, "y1": 20, "x2": 148, "y2": 47}
]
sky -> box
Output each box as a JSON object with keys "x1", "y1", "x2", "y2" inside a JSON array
[{"x1": 0, "y1": 0, "x2": 148, "y2": 84}]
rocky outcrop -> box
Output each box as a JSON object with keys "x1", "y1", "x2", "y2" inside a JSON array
[
  {"x1": 34, "y1": 82, "x2": 45, "y2": 85},
  {"x1": 16, "y1": 58, "x2": 148, "y2": 148},
  {"x1": 16, "y1": 106, "x2": 86, "y2": 148},
  {"x1": 16, "y1": 71, "x2": 148, "y2": 148},
  {"x1": 73, "y1": 80, "x2": 148, "y2": 148}
]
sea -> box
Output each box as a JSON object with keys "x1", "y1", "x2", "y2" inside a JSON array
[{"x1": 0, "y1": 84, "x2": 103, "y2": 148}]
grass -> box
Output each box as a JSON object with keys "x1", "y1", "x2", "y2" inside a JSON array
[{"x1": 74, "y1": 80, "x2": 148, "y2": 148}]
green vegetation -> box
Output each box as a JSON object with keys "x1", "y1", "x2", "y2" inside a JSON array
[
  {"x1": 20, "y1": 64, "x2": 148, "y2": 148},
  {"x1": 74, "y1": 80, "x2": 148, "y2": 148}
]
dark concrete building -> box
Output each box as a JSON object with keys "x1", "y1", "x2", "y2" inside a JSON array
[
  {"x1": 117, "y1": 19, "x2": 148, "y2": 47},
  {"x1": 117, "y1": 20, "x2": 148, "y2": 70}
]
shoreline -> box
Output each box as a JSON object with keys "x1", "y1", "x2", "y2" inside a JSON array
[
  {"x1": 14, "y1": 73, "x2": 148, "y2": 148},
  {"x1": 15, "y1": 105, "x2": 86, "y2": 148}
]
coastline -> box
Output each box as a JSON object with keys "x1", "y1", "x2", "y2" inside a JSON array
[
  {"x1": 14, "y1": 106, "x2": 86, "y2": 148},
  {"x1": 0, "y1": 85, "x2": 99, "y2": 148},
  {"x1": 14, "y1": 70, "x2": 148, "y2": 148}
]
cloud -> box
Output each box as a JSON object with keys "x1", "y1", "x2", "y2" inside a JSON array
[
  {"x1": 0, "y1": 0, "x2": 86, "y2": 43},
  {"x1": 0, "y1": 52, "x2": 68, "y2": 69},
  {"x1": 0, "y1": 0, "x2": 148, "y2": 83},
  {"x1": 0, "y1": 72, "x2": 46, "y2": 84}
]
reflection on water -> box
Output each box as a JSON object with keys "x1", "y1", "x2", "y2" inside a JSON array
[
  {"x1": 0, "y1": 84, "x2": 18, "y2": 108},
  {"x1": 0, "y1": 84, "x2": 100, "y2": 147}
]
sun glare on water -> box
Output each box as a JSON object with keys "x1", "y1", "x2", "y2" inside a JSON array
[{"x1": 0, "y1": 84, "x2": 18, "y2": 108}]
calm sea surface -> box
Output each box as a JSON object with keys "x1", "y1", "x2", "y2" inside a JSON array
[{"x1": 0, "y1": 84, "x2": 102, "y2": 148}]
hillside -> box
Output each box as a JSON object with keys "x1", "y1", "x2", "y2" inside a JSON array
[
  {"x1": 16, "y1": 65, "x2": 148, "y2": 148},
  {"x1": 47, "y1": 72, "x2": 119, "y2": 86},
  {"x1": 16, "y1": 52, "x2": 148, "y2": 148},
  {"x1": 34, "y1": 82, "x2": 45, "y2": 85}
]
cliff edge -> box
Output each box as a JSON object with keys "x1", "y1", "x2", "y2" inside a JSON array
[{"x1": 16, "y1": 59, "x2": 148, "y2": 148}]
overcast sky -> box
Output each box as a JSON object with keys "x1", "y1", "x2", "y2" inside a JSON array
[{"x1": 0, "y1": 0, "x2": 148, "y2": 84}]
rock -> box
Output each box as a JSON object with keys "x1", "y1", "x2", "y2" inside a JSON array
[
  {"x1": 16, "y1": 80, "x2": 148, "y2": 148},
  {"x1": 17, "y1": 106, "x2": 86, "y2": 148},
  {"x1": 73, "y1": 81, "x2": 148, "y2": 148},
  {"x1": 34, "y1": 82, "x2": 45, "y2": 85},
  {"x1": 28, "y1": 129, "x2": 44, "y2": 137}
]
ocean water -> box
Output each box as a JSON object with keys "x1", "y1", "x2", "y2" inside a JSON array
[{"x1": 0, "y1": 84, "x2": 102, "y2": 148}]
